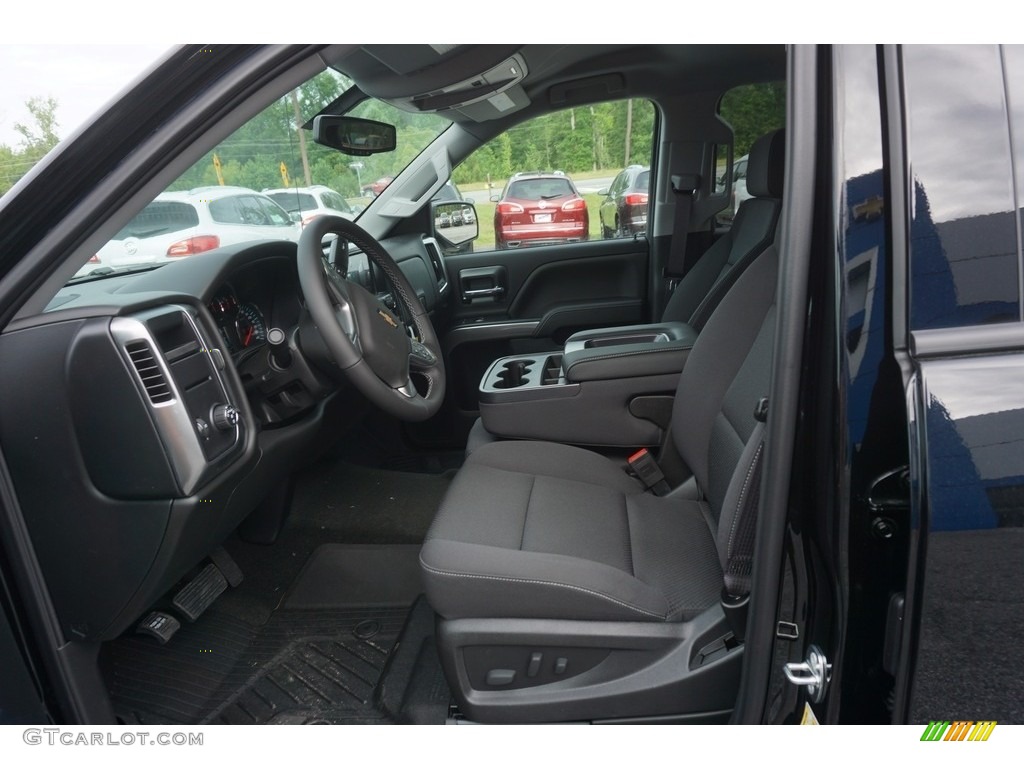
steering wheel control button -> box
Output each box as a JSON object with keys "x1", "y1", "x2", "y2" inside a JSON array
[
  {"x1": 194, "y1": 418, "x2": 210, "y2": 440},
  {"x1": 486, "y1": 669, "x2": 517, "y2": 686},
  {"x1": 136, "y1": 611, "x2": 181, "y2": 645},
  {"x1": 211, "y1": 403, "x2": 240, "y2": 431},
  {"x1": 410, "y1": 340, "x2": 436, "y2": 365},
  {"x1": 267, "y1": 327, "x2": 292, "y2": 369}
]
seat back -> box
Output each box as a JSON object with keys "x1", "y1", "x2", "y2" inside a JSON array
[
  {"x1": 661, "y1": 129, "x2": 785, "y2": 330},
  {"x1": 671, "y1": 237, "x2": 779, "y2": 574}
]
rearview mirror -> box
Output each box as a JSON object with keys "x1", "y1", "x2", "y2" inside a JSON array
[{"x1": 312, "y1": 116, "x2": 397, "y2": 156}]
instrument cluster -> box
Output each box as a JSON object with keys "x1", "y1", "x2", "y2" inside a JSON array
[{"x1": 208, "y1": 288, "x2": 267, "y2": 354}]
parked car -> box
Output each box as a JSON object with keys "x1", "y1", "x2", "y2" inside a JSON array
[
  {"x1": 731, "y1": 153, "x2": 751, "y2": 216},
  {"x1": 263, "y1": 185, "x2": 358, "y2": 227},
  {"x1": 598, "y1": 164, "x2": 650, "y2": 238},
  {"x1": 491, "y1": 171, "x2": 589, "y2": 249},
  {"x1": 82, "y1": 186, "x2": 299, "y2": 275},
  {"x1": 2, "y1": 44, "x2": 1023, "y2": 737},
  {"x1": 361, "y1": 175, "x2": 393, "y2": 197},
  {"x1": 431, "y1": 179, "x2": 465, "y2": 203}
]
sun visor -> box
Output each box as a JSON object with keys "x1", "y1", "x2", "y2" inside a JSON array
[{"x1": 404, "y1": 54, "x2": 528, "y2": 113}]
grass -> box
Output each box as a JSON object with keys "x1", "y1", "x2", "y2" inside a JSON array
[{"x1": 467, "y1": 193, "x2": 606, "y2": 251}]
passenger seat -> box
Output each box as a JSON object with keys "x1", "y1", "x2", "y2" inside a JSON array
[
  {"x1": 465, "y1": 129, "x2": 784, "y2": 456},
  {"x1": 661, "y1": 128, "x2": 785, "y2": 331}
]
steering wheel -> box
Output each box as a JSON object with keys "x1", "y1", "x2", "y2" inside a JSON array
[{"x1": 296, "y1": 215, "x2": 445, "y2": 421}]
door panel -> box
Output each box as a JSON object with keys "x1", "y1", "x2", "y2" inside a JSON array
[
  {"x1": 908, "y1": 352, "x2": 1024, "y2": 723},
  {"x1": 435, "y1": 238, "x2": 649, "y2": 437}
]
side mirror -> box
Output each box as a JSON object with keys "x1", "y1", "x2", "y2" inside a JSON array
[
  {"x1": 432, "y1": 201, "x2": 479, "y2": 254},
  {"x1": 489, "y1": 194, "x2": 501, "y2": 203},
  {"x1": 598, "y1": 188, "x2": 610, "y2": 196},
  {"x1": 312, "y1": 116, "x2": 397, "y2": 156}
]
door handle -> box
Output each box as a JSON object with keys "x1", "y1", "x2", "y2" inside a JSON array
[
  {"x1": 459, "y1": 266, "x2": 507, "y2": 303},
  {"x1": 463, "y1": 287, "x2": 505, "y2": 299}
]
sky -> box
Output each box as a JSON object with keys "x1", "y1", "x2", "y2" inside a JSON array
[{"x1": 0, "y1": 45, "x2": 172, "y2": 148}]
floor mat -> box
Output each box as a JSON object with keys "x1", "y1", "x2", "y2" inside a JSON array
[
  {"x1": 102, "y1": 581, "x2": 449, "y2": 724},
  {"x1": 289, "y1": 460, "x2": 452, "y2": 545},
  {"x1": 285, "y1": 544, "x2": 423, "y2": 609},
  {"x1": 216, "y1": 462, "x2": 452, "y2": 627}
]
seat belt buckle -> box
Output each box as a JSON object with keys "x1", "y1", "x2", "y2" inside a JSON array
[{"x1": 627, "y1": 448, "x2": 671, "y2": 495}]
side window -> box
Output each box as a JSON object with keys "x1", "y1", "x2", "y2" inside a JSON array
[
  {"x1": 904, "y1": 45, "x2": 1020, "y2": 330},
  {"x1": 452, "y1": 99, "x2": 656, "y2": 252},
  {"x1": 208, "y1": 196, "x2": 246, "y2": 225},
  {"x1": 256, "y1": 197, "x2": 293, "y2": 226},
  {"x1": 321, "y1": 190, "x2": 352, "y2": 213}
]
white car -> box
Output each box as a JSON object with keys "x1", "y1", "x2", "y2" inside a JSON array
[
  {"x1": 262, "y1": 184, "x2": 359, "y2": 227},
  {"x1": 732, "y1": 153, "x2": 751, "y2": 214},
  {"x1": 81, "y1": 186, "x2": 300, "y2": 276}
]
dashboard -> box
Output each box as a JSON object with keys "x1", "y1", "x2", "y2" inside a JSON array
[{"x1": 0, "y1": 233, "x2": 452, "y2": 644}]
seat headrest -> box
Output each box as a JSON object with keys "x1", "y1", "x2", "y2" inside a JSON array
[{"x1": 745, "y1": 129, "x2": 785, "y2": 199}]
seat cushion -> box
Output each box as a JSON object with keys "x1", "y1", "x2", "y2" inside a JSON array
[{"x1": 420, "y1": 440, "x2": 722, "y2": 623}]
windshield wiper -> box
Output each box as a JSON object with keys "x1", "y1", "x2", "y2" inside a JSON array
[{"x1": 66, "y1": 263, "x2": 166, "y2": 284}]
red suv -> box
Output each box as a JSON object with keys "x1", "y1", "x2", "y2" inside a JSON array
[{"x1": 491, "y1": 172, "x2": 589, "y2": 249}]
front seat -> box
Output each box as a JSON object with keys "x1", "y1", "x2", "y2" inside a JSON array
[
  {"x1": 464, "y1": 128, "x2": 784, "y2": 457},
  {"x1": 420, "y1": 232, "x2": 780, "y2": 723}
]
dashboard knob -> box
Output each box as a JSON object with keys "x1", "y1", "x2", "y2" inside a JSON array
[{"x1": 211, "y1": 404, "x2": 240, "y2": 431}]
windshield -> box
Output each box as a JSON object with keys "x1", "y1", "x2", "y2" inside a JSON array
[{"x1": 71, "y1": 67, "x2": 450, "y2": 283}]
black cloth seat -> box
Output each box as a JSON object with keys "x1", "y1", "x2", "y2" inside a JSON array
[
  {"x1": 421, "y1": 238, "x2": 780, "y2": 624},
  {"x1": 421, "y1": 440, "x2": 722, "y2": 622},
  {"x1": 661, "y1": 128, "x2": 784, "y2": 329}
]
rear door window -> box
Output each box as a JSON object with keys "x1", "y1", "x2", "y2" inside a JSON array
[
  {"x1": 267, "y1": 192, "x2": 315, "y2": 213},
  {"x1": 113, "y1": 201, "x2": 199, "y2": 240}
]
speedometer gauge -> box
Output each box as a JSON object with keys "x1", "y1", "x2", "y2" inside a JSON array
[{"x1": 235, "y1": 303, "x2": 267, "y2": 348}]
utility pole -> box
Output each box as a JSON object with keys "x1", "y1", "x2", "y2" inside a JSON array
[{"x1": 291, "y1": 90, "x2": 312, "y2": 187}]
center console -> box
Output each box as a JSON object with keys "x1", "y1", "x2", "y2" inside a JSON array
[{"x1": 478, "y1": 322, "x2": 697, "y2": 447}]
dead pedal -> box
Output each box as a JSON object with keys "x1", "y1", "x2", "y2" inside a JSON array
[{"x1": 172, "y1": 563, "x2": 228, "y2": 622}]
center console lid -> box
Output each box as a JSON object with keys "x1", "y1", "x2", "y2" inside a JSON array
[{"x1": 561, "y1": 322, "x2": 697, "y2": 383}]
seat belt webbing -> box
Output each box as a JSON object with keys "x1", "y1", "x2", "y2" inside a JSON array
[{"x1": 665, "y1": 173, "x2": 700, "y2": 281}]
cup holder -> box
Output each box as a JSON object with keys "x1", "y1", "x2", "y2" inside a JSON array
[{"x1": 493, "y1": 359, "x2": 535, "y2": 389}]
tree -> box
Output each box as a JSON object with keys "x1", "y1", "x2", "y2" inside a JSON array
[
  {"x1": 0, "y1": 96, "x2": 62, "y2": 196},
  {"x1": 719, "y1": 83, "x2": 786, "y2": 157},
  {"x1": 14, "y1": 96, "x2": 60, "y2": 153}
]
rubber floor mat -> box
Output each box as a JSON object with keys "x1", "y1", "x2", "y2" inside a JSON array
[{"x1": 102, "y1": 600, "x2": 448, "y2": 725}]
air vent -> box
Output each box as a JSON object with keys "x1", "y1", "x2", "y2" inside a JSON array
[{"x1": 125, "y1": 340, "x2": 173, "y2": 404}]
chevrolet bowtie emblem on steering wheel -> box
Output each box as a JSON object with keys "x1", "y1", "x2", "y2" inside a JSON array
[{"x1": 378, "y1": 309, "x2": 399, "y2": 329}]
